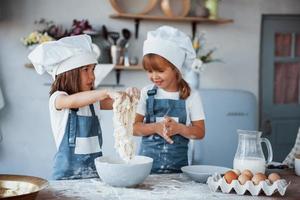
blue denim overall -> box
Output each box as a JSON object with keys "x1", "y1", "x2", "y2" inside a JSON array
[
  {"x1": 139, "y1": 86, "x2": 189, "y2": 173},
  {"x1": 52, "y1": 104, "x2": 102, "y2": 180}
]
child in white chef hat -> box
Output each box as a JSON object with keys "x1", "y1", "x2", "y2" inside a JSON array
[
  {"x1": 28, "y1": 34, "x2": 138, "y2": 180},
  {"x1": 134, "y1": 26, "x2": 206, "y2": 173}
]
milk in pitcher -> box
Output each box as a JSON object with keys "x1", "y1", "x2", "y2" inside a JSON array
[
  {"x1": 233, "y1": 157, "x2": 266, "y2": 174},
  {"x1": 233, "y1": 130, "x2": 272, "y2": 174}
]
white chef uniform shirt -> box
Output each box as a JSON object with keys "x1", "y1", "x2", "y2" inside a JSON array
[
  {"x1": 136, "y1": 84, "x2": 205, "y2": 124},
  {"x1": 49, "y1": 91, "x2": 102, "y2": 149}
]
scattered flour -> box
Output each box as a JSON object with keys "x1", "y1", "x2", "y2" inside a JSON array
[
  {"x1": 112, "y1": 93, "x2": 139, "y2": 162},
  {"x1": 37, "y1": 174, "x2": 271, "y2": 200},
  {"x1": 64, "y1": 166, "x2": 98, "y2": 180}
]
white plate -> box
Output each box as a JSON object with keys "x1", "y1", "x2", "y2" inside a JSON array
[{"x1": 181, "y1": 165, "x2": 231, "y2": 183}]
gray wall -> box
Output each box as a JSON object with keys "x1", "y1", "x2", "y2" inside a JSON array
[{"x1": 0, "y1": 0, "x2": 299, "y2": 179}]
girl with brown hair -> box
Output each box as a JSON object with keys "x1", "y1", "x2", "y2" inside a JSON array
[
  {"x1": 28, "y1": 34, "x2": 138, "y2": 180},
  {"x1": 133, "y1": 26, "x2": 206, "y2": 173}
]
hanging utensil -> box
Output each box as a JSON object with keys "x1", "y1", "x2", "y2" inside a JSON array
[
  {"x1": 119, "y1": 29, "x2": 131, "y2": 48},
  {"x1": 108, "y1": 32, "x2": 120, "y2": 45},
  {"x1": 102, "y1": 25, "x2": 109, "y2": 40},
  {"x1": 122, "y1": 29, "x2": 131, "y2": 40}
]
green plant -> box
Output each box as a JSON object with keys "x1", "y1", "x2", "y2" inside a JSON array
[{"x1": 193, "y1": 32, "x2": 220, "y2": 63}]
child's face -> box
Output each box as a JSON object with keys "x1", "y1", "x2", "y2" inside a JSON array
[
  {"x1": 144, "y1": 55, "x2": 179, "y2": 91},
  {"x1": 146, "y1": 65, "x2": 178, "y2": 91},
  {"x1": 79, "y1": 64, "x2": 96, "y2": 91}
]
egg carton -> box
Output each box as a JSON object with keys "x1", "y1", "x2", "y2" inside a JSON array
[{"x1": 207, "y1": 173, "x2": 290, "y2": 196}]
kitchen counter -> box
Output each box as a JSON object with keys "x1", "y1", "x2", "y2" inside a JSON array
[{"x1": 37, "y1": 169, "x2": 300, "y2": 200}]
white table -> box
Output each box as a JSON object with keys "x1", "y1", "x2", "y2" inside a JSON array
[{"x1": 37, "y1": 171, "x2": 298, "y2": 200}]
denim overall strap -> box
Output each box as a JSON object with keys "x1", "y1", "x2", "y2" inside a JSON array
[
  {"x1": 89, "y1": 104, "x2": 103, "y2": 148},
  {"x1": 68, "y1": 110, "x2": 77, "y2": 147},
  {"x1": 89, "y1": 104, "x2": 96, "y2": 116},
  {"x1": 146, "y1": 85, "x2": 157, "y2": 123},
  {"x1": 52, "y1": 104, "x2": 102, "y2": 180},
  {"x1": 140, "y1": 87, "x2": 188, "y2": 174}
]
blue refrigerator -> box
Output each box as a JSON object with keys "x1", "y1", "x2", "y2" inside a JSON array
[{"x1": 191, "y1": 89, "x2": 258, "y2": 168}]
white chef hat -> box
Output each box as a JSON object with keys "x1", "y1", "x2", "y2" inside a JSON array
[
  {"x1": 28, "y1": 34, "x2": 99, "y2": 79},
  {"x1": 143, "y1": 26, "x2": 202, "y2": 73}
]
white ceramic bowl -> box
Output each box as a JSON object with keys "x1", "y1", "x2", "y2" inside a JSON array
[
  {"x1": 295, "y1": 155, "x2": 300, "y2": 176},
  {"x1": 181, "y1": 165, "x2": 231, "y2": 183},
  {"x1": 94, "y1": 156, "x2": 153, "y2": 187}
]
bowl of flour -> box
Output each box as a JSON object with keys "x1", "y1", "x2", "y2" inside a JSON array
[{"x1": 95, "y1": 155, "x2": 153, "y2": 187}]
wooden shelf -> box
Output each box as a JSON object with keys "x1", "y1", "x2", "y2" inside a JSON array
[
  {"x1": 114, "y1": 65, "x2": 143, "y2": 85},
  {"x1": 25, "y1": 63, "x2": 34, "y2": 68},
  {"x1": 110, "y1": 13, "x2": 233, "y2": 24},
  {"x1": 109, "y1": 13, "x2": 233, "y2": 39},
  {"x1": 114, "y1": 64, "x2": 143, "y2": 71},
  {"x1": 24, "y1": 63, "x2": 143, "y2": 86},
  {"x1": 25, "y1": 63, "x2": 144, "y2": 70}
]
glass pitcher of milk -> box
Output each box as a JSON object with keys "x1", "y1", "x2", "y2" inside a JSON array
[{"x1": 233, "y1": 129, "x2": 273, "y2": 174}]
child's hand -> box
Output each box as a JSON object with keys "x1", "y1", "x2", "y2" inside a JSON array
[
  {"x1": 163, "y1": 117, "x2": 182, "y2": 137},
  {"x1": 125, "y1": 87, "x2": 140, "y2": 99},
  {"x1": 107, "y1": 90, "x2": 127, "y2": 101},
  {"x1": 155, "y1": 122, "x2": 174, "y2": 144}
]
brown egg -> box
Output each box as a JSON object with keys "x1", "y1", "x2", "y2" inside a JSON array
[
  {"x1": 252, "y1": 173, "x2": 267, "y2": 185},
  {"x1": 238, "y1": 174, "x2": 251, "y2": 185},
  {"x1": 224, "y1": 170, "x2": 238, "y2": 184},
  {"x1": 232, "y1": 169, "x2": 241, "y2": 176},
  {"x1": 268, "y1": 173, "x2": 281, "y2": 183},
  {"x1": 241, "y1": 169, "x2": 253, "y2": 179}
]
